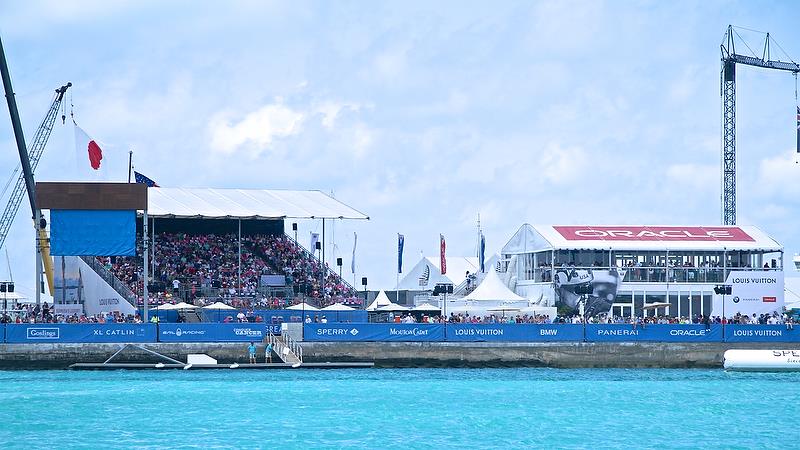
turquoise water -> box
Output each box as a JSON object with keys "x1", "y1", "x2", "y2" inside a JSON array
[{"x1": 0, "y1": 368, "x2": 797, "y2": 449}]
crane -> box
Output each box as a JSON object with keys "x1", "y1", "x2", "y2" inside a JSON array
[
  {"x1": 0, "y1": 83, "x2": 71, "y2": 251},
  {"x1": 0, "y1": 35, "x2": 70, "y2": 301},
  {"x1": 720, "y1": 25, "x2": 799, "y2": 225}
]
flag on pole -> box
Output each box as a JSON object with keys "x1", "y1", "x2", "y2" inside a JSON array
[
  {"x1": 74, "y1": 124, "x2": 108, "y2": 177},
  {"x1": 397, "y1": 234, "x2": 404, "y2": 274},
  {"x1": 479, "y1": 232, "x2": 486, "y2": 273},
  {"x1": 439, "y1": 234, "x2": 447, "y2": 275},
  {"x1": 351, "y1": 232, "x2": 357, "y2": 274},
  {"x1": 134, "y1": 171, "x2": 160, "y2": 187},
  {"x1": 310, "y1": 232, "x2": 319, "y2": 253}
]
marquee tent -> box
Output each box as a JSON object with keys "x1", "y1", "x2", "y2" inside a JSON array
[
  {"x1": 463, "y1": 269, "x2": 526, "y2": 302},
  {"x1": 366, "y1": 290, "x2": 392, "y2": 311},
  {"x1": 397, "y1": 256, "x2": 479, "y2": 291}
]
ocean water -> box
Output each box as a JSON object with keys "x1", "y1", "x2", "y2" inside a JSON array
[{"x1": 0, "y1": 368, "x2": 797, "y2": 449}]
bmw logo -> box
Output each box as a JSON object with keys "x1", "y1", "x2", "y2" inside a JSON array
[{"x1": 732, "y1": 296, "x2": 740, "y2": 304}]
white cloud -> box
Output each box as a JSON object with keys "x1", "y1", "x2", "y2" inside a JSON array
[{"x1": 209, "y1": 102, "x2": 305, "y2": 155}]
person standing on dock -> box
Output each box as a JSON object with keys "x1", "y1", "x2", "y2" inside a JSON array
[
  {"x1": 248, "y1": 342, "x2": 257, "y2": 364},
  {"x1": 265, "y1": 342, "x2": 273, "y2": 363}
]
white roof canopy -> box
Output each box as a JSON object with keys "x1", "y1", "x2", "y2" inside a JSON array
[
  {"x1": 145, "y1": 187, "x2": 369, "y2": 220},
  {"x1": 463, "y1": 269, "x2": 526, "y2": 302},
  {"x1": 502, "y1": 224, "x2": 782, "y2": 254}
]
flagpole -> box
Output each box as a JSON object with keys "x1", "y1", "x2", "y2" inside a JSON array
[{"x1": 127, "y1": 150, "x2": 133, "y2": 183}]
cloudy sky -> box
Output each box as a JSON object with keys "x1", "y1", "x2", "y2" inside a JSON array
[{"x1": 1, "y1": 0, "x2": 799, "y2": 297}]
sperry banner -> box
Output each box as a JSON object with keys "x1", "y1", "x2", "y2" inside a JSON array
[{"x1": 553, "y1": 226, "x2": 755, "y2": 242}]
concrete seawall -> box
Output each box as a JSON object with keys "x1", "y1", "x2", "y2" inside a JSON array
[{"x1": 0, "y1": 341, "x2": 795, "y2": 369}]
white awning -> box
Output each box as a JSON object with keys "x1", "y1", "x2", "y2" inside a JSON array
[
  {"x1": 145, "y1": 187, "x2": 369, "y2": 220},
  {"x1": 502, "y1": 224, "x2": 782, "y2": 253}
]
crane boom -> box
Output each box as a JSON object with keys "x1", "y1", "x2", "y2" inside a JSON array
[
  {"x1": 0, "y1": 83, "x2": 71, "y2": 251},
  {"x1": 720, "y1": 25, "x2": 799, "y2": 225}
]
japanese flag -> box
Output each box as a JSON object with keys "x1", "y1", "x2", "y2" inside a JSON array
[{"x1": 74, "y1": 124, "x2": 107, "y2": 177}]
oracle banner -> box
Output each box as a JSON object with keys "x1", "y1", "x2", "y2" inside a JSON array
[{"x1": 554, "y1": 226, "x2": 755, "y2": 242}]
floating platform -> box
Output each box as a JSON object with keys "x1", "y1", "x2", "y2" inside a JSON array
[{"x1": 69, "y1": 362, "x2": 375, "y2": 370}]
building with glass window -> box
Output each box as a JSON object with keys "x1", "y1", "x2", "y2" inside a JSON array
[{"x1": 500, "y1": 225, "x2": 784, "y2": 319}]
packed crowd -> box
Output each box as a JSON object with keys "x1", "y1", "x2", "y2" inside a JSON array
[
  {"x1": 100, "y1": 232, "x2": 359, "y2": 307},
  {"x1": 244, "y1": 234, "x2": 357, "y2": 299},
  {"x1": 0, "y1": 302, "x2": 142, "y2": 324}
]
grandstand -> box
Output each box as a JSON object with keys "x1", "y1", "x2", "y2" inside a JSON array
[{"x1": 87, "y1": 188, "x2": 368, "y2": 311}]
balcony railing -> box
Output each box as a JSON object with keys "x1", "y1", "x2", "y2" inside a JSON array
[{"x1": 526, "y1": 266, "x2": 780, "y2": 284}]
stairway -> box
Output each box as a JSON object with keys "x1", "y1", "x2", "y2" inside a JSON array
[
  {"x1": 80, "y1": 256, "x2": 138, "y2": 307},
  {"x1": 267, "y1": 332, "x2": 303, "y2": 365}
]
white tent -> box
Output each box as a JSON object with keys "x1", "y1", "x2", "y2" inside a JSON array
[
  {"x1": 172, "y1": 302, "x2": 199, "y2": 309},
  {"x1": 287, "y1": 302, "x2": 319, "y2": 311},
  {"x1": 322, "y1": 303, "x2": 355, "y2": 311},
  {"x1": 397, "y1": 256, "x2": 479, "y2": 291},
  {"x1": 154, "y1": 303, "x2": 178, "y2": 310},
  {"x1": 367, "y1": 290, "x2": 392, "y2": 311},
  {"x1": 463, "y1": 269, "x2": 526, "y2": 302},
  {"x1": 202, "y1": 302, "x2": 237, "y2": 310}
]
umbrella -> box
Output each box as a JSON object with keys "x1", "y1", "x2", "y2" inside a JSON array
[
  {"x1": 287, "y1": 302, "x2": 319, "y2": 311},
  {"x1": 154, "y1": 303, "x2": 178, "y2": 310},
  {"x1": 322, "y1": 303, "x2": 355, "y2": 311},
  {"x1": 412, "y1": 303, "x2": 441, "y2": 312},
  {"x1": 202, "y1": 302, "x2": 236, "y2": 310},
  {"x1": 172, "y1": 302, "x2": 199, "y2": 309},
  {"x1": 377, "y1": 303, "x2": 410, "y2": 312}
]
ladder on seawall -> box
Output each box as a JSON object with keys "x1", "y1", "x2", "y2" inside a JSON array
[{"x1": 267, "y1": 332, "x2": 303, "y2": 365}]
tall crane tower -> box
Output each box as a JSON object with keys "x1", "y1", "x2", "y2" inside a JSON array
[{"x1": 721, "y1": 25, "x2": 799, "y2": 225}]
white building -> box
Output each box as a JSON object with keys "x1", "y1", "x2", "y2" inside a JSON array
[{"x1": 500, "y1": 224, "x2": 784, "y2": 319}]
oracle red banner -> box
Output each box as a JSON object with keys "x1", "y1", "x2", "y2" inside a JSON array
[{"x1": 553, "y1": 226, "x2": 755, "y2": 242}]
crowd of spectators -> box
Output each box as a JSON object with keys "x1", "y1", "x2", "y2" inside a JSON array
[
  {"x1": 0, "y1": 302, "x2": 142, "y2": 324},
  {"x1": 99, "y1": 232, "x2": 359, "y2": 308}
]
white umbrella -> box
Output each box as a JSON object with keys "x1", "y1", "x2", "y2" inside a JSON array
[
  {"x1": 154, "y1": 303, "x2": 178, "y2": 310},
  {"x1": 172, "y1": 302, "x2": 199, "y2": 309},
  {"x1": 202, "y1": 302, "x2": 236, "y2": 310},
  {"x1": 413, "y1": 303, "x2": 441, "y2": 312},
  {"x1": 322, "y1": 303, "x2": 355, "y2": 311},
  {"x1": 287, "y1": 302, "x2": 319, "y2": 311},
  {"x1": 378, "y1": 303, "x2": 409, "y2": 312}
]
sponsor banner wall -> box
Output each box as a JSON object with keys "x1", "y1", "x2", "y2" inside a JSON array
[
  {"x1": 585, "y1": 324, "x2": 722, "y2": 342},
  {"x1": 725, "y1": 325, "x2": 800, "y2": 342},
  {"x1": 304, "y1": 323, "x2": 445, "y2": 342},
  {"x1": 722, "y1": 271, "x2": 784, "y2": 317},
  {"x1": 446, "y1": 324, "x2": 584, "y2": 342},
  {"x1": 5, "y1": 323, "x2": 155, "y2": 343},
  {"x1": 158, "y1": 323, "x2": 278, "y2": 342}
]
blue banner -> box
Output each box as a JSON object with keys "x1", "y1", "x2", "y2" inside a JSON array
[
  {"x1": 50, "y1": 209, "x2": 136, "y2": 256},
  {"x1": 305, "y1": 323, "x2": 444, "y2": 342},
  {"x1": 586, "y1": 324, "x2": 722, "y2": 342},
  {"x1": 158, "y1": 323, "x2": 275, "y2": 342},
  {"x1": 5, "y1": 323, "x2": 155, "y2": 343},
  {"x1": 725, "y1": 325, "x2": 800, "y2": 342},
  {"x1": 446, "y1": 324, "x2": 584, "y2": 342}
]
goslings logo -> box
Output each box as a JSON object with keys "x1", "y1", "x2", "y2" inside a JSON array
[{"x1": 27, "y1": 327, "x2": 59, "y2": 339}]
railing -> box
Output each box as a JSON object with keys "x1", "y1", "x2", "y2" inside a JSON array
[
  {"x1": 527, "y1": 266, "x2": 781, "y2": 284},
  {"x1": 80, "y1": 256, "x2": 138, "y2": 306},
  {"x1": 268, "y1": 331, "x2": 302, "y2": 364}
]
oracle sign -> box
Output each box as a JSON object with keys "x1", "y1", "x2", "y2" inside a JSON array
[{"x1": 553, "y1": 226, "x2": 755, "y2": 242}]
